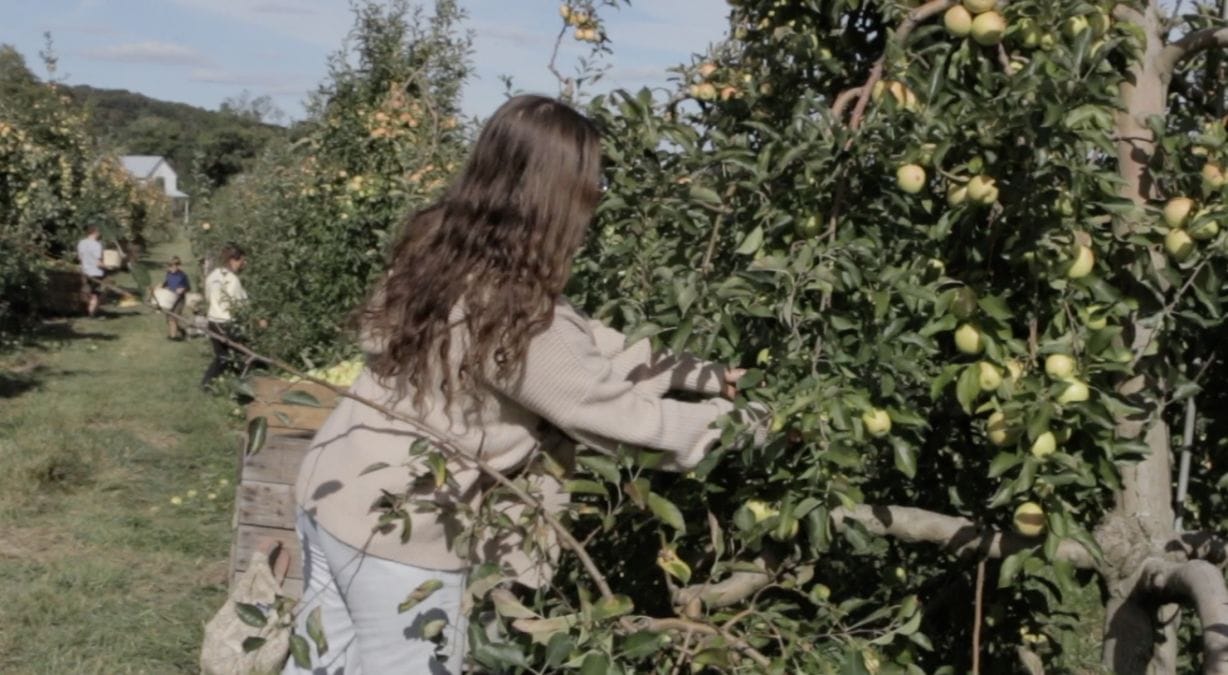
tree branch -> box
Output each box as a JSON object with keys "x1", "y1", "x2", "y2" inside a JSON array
[
  {"x1": 832, "y1": 505, "x2": 1098, "y2": 568},
  {"x1": 1144, "y1": 558, "x2": 1228, "y2": 674},
  {"x1": 1158, "y1": 26, "x2": 1228, "y2": 81},
  {"x1": 673, "y1": 554, "x2": 778, "y2": 610}
]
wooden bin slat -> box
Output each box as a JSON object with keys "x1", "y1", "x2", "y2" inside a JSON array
[
  {"x1": 243, "y1": 435, "x2": 314, "y2": 485},
  {"x1": 237, "y1": 480, "x2": 297, "y2": 530},
  {"x1": 231, "y1": 377, "x2": 340, "y2": 601},
  {"x1": 232, "y1": 524, "x2": 303, "y2": 582}
]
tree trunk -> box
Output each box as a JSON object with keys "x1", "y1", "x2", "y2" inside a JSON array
[{"x1": 1104, "y1": 3, "x2": 1181, "y2": 673}]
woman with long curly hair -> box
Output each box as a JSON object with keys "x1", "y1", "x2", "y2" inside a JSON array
[{"x1": 288, "y1": 94, "x2": 764, "y2": 674}]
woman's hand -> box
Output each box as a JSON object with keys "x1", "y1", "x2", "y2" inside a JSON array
[{"x1": 723, "y1": 367, "x2": 746, "y2": 400}]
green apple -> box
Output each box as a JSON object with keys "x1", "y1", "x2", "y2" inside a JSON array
[
  {"x1": 967, "y1": 175, "x2": 997, "y2": 204},
  {"x1": 1066, "y1": 244, "x2": 1095, "y2": 279},
  {"x1": 978, "y1": 361, "x2": 1003, "y2": 391},
  {"x1": 896, "y1": 164, "x2": 927, "y2": 193},
  {"x1": 951, "y1": 287, "x2": 978, "y2": 320},
  {"x1": 1165, "y1": 228, "x2": 1196, "y2": 261},
  {"x1": 954, "y1": 323, "x2": 984, "y2": 355},
  {"x1": 1164, "y1": 197, "x2": 1195, "y2": 228},
  {"x1": 812, "y1": 584, "x2": 832, "y2": 601},
  {"x1": 1063, "y1": 15, "x2": 1089, "y2": 38},
  {"x1": 796, "y1": 214, "x2": 823, "y2": 238},
  {"x1": 1088, "y1": 9, "x2": 1110, "y2": 36},
  {"x1": 1044, "y1": 353, "x2": 1076, "y2": 380},
  {"x1": 862, "y1": 408, "x2": 892, "y2": 437},
  {"x1": 944, "y1": 5, "x2": 973, "y2": 36},
  {"x1": 1082, "y1": 305, "x2": 1108, "y2": 330},
  {"x1": 971, "y1": 11, "x2": 1007, "y2": 46},
  {"x1": 1005, "y1": 359, "x2": 1024, "y2": 382},
  {"x1": 1057, "y1": 379, "x2": 1090, "y2": 404},
  {"x1": 1013, "y1": 501, "x2": 1046, "y2": 537},
  {"x1": 962, "y1": 0, "x2": 996, "y2": 14},
  {"x1": 1030, "y1": 431, "x2": 1057, "y2": 458},
  {"x1": 1190, "y1": 218, "x2": 1219, "y2": 241},
  {"x1": 986, "y1": 410, "x2": 1017, "y2": 446}
]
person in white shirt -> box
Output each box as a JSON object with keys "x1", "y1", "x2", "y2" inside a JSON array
[
  {"x1": 76, "y1": 225, "x2": 105, "y2": 318},
  {"x1": 201, "y1": 243, "x2": 249, "y2": 388}
]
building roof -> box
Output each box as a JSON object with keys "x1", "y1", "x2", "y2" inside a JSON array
[
  {"x1": 119, "y1": 155, "x2": 165, "y2": 179},
  {"x1": 119, "y1": 155, "x2": 188, "y2": 198}
]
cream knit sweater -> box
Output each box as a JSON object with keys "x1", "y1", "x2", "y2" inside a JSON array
[{"x1": 294, "y1": 299, "x2": 755, "y2": 586}]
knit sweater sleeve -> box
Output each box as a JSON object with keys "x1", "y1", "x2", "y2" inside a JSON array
[
  {"x1": 493, "y1": 304, "x2": 739, "y2": 471},
  {"x1": 581, "y1": 313, "x2": 727, "y2": 398}
]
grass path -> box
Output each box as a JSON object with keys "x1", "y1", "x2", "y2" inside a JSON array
[{"x1": 0, "y1": 235, "x2": 242, "y2": 673}]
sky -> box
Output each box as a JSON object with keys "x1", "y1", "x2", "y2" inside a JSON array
[{"x1": 0, "y1": 0, "x2": 731, "y2": 122}]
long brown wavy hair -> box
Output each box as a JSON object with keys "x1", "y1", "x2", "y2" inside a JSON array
[{"x1": 362, "y1": 95, "x2": 603, "y2": 406}]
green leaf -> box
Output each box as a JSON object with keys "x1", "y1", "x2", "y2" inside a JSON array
[
  {"x1": 241, "y1": 636, "x2": 267, "y2": 653},
  {"x1": 955, "y1": 365, "x2": 981, "y2": 414},
  {"x1": 623, "y1": 321, "x2": 662, "y2": 346},
  {"x1": 289, "y1": 634, "x2": 311, "y2": 668},
  {"x1": 734, "y1": 226, "x2": 764, "y2": 255},
  {"x1": 563, "y1": 479, "x2": 608, "y2": 495},
  {"x1": 358, "y1": 461, "x2": 390, "y2": 476},
  {"x1": 545, "y1": 633, "x2": 575, "y2": 667},
  {"x1": 244, "y1": 416, "x2": 268, "y2": 457},
  {"x1": 474, "y1": 642, "x2": 531, "y2": 669},
  {"x1": 892, "y1": 439, "x2": 917, "y2": 479},
  {"x1": 399, "y1": 578, "x2": 445, "y2": 613},
  {"x1": 491, "y1": 588, "x2": 537, "y2": 619},
  {"x1": 426, "y1": 452, "x2": 447, "y2": 489},
  {"x1": 621, "y1": 631, "x2": 664, "y2": 659},
  {"x1": 281, "y1": 389, "x2": 321, "y2": 407},
  {"x1": 998, "y1": 549, "x2": 1030, "y2": 588},
  {"x1": 591, "y1": 594, "x2": 634, "y2": 621},
  {"x1": 577, "y1": 454, "x2": 621, "y2": 484},
  {"x1": 647, "y1": 492, "x2": 686, "y2": 533},
  {"x1": 306, "y1": 605, "x2": 328, "y2": 655},
  {"x1": 688, "y1": 184, "x2": 721, "y2": 206},
  {"x1": 421, "y1": 618, "x2": 447, "y2": 640},
  {"x1": 580, "y1": 652, "x2": 612, "y2": 675},
  {"x1": 988, "y1": 452, "x2": 1022, "y2": 478},
  {"x1": 234, "y1": 602, "x2": 267, "y2": 628}
]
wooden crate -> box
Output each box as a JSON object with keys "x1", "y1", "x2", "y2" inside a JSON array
[
  {"x1": 230, "y1": 377, "x2": 341, "y2": 600},
  {"x1": 245, "y1": 376, "x2": 339, "y2": 437},
  {"x1": 229, "y1": 434, "x2": 314, "y2": 599}
]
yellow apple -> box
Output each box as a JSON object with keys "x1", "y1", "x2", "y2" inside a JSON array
[
  {"x1": 745, "y1": 499, "x2": 777, "y2": 523},
  {"x1": 1030, "y1": 431, "x2": 1057, "y2": 459},
  {"x1": 863, "y1": 408, "x2": 893, "y2": 437},
  {"x1": 1044, "y1": 353, "x2": 1076, "y2": 380},
  {"x1": 796, "y1": 214, "x2": 823, "y2": 238},
  {"x1": 1057, "y1": 379, "x2": 1090, "y2": 404},
  {"x1": 986, "y1": 410, "x2": 1017, "y2": 446},
  {"x1": 1164, "y1": 197, "x2": 1195, "y2": 228},
  {"x1": 1089, "y1": 9, "x2": 1111, "y2": 36},
  {"x1": 1066, "y1": 244, "x2": 1095, "y2": 279},
  {"x1": 1202, "y1": 163, "x2": 1226, "y2": 189},
  {"x1": 693, "y1": 83, "x2": 718, "y2": 101},
  {"x1": 967, "y1": 175, "x2": 997, "y2": 204},
  {"x1": 978, "y1": 361, "x2": 1003, "y2": 391},
  {"x1": 971, "y1": 11, "x2": 1007, "y2": 46},
  {"x1": 962, "y1": 0, "x2": 996, "y2": 14},
  {"x1": 1165, "y1": 228, "x2": 1196, "y2": 261},
  {"x1": 812, "y1": 584, "x2": 832, "y2": 601},
  {"x1": 955, "y1": 323, "x2": 984, "y2": 355},
  {"x1": 944, "y1": 5, "x2": 973, "y2": 36},
  {"x1": 1005, "y1": 359, "x2": 1024, "y2": 382},
  {"x1": 1013, "y1": 502, "x2": 1046, "y2": 537},
  {"x1": 947, "y1": 183, "x2": 969, "y2": 206},
  {"x1": 1082, "y1": 305, "x2": 1108, "y2": 330},
  {"x1": 897, "y1": 164, "x2": 927, "y2": 194}
]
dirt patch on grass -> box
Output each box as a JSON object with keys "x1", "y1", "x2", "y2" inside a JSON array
[{"x1": 0, "y1": 525, "x2": 70, "y2": 565}]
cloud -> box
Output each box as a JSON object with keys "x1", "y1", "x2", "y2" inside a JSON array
[
  {"x1": 83, "y1": 41, "x2": 210, "y2": 66},
  {"x1": 252, "y1": 2, "x2": 318, "y2": 16},
  {"x1": 188, "y1": 68, "x2": 312, "y2": 95},
  {"x1": 474, "y1": 22, "x2": 549, "y2": 49}
]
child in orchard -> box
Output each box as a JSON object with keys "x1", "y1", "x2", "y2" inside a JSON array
[
  {"x1": 287, "y1": 95, "x2": 766, "y2": 674},
  {"x1": 162, "y1": 256, "x2": 190, "y2": 340}
]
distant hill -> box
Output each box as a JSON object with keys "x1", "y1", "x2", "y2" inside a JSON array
[{"x1": 66, "y1": 84, "x2": 291, "y2": 193}]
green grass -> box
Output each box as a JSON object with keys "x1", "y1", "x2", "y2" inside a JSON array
[{"x1": 0, "y1": 235, "x2": 244, "y2": 674}]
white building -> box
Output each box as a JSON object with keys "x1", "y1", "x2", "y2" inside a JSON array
[{"x1": 120, "y1": 155, "x2": 189, "y2": 222}]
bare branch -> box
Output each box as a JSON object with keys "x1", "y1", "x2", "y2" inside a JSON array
[
  {"x1": 832, "y1": 505, "x2": 1098, "y2": 568},
  {"x1": 673, "y1": 554, "x2": 778, "y2": 610},
  {"x1": 632, "y1": 617, "x2": 772, "y2": 668},
  {"x1": 1158, "y1": 26, "x2": 1228, "y2": 80},
  {"x1": 1144, "y1": 558, "x2": 1228, "y2": 673}
]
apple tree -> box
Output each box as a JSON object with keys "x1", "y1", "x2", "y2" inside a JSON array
[{"x1": 458, "y1": 0, "x2": 1228, "y2": 673}]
